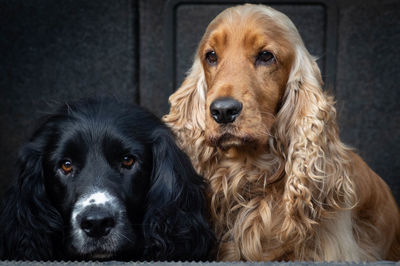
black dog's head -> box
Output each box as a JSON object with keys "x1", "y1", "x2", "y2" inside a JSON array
[{"x1": 0, "y1": 99, "x2": 214, "y2": 261}]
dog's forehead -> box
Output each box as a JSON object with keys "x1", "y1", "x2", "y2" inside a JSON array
[
  {"x1": 206, "y1": 21, "x2": 287, "y2": 55},
  {"x1": 49, "y1": 117, "x2": 147, "y2": 160},
  {"x1": 57, "y1": 120, "x2": 108, "y2": 145},
  {"x1": 204, "y1": 6, "x2": 294, "y2": 51}
]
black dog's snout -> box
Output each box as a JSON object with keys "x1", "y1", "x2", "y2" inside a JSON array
[
  {"x1": 210, "y1": 97, "x2": 242, "y2": 124},
  {"x1": 80, "y1": 209, "x2": 116, "y2": 238}
]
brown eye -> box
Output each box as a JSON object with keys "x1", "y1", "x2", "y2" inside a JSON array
[
  {"x1": 205, "y1": 51, "x2": 218, "y2": 65},
  {"x1": 121, "y1": 155, "x2": 135, "y2": 169},
  {"x1": 61, "y1": 160, "x2": 73, "y2": 174},
  {"x1": 255, "y1": 51, "x2": 275, "y2": 66}
]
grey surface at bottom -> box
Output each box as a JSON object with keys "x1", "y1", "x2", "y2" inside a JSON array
[{"x1": 0, "y1": 261, "x2": 399, "y2": 266}]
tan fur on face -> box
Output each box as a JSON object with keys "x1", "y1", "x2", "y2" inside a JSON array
[
  {"x1": 163, "y1": 4, "x2": 400, "y2": 261},
  {"x1": 200, "y1": 11, "x2": 294, "y2": 149}
]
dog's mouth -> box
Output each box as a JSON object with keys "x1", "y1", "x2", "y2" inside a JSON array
[
  {"x1": 205, "y1": 120, "x2": 272, "y2": 151},
  {"x1": 70, "y1": 218, "x2": 136, "y2": 261},
  {"x1": 207, "y1": 131, "x2": 258, "y2": 151},
  {"x1": 83, "y1": 249, "x2": 114, "y2": 260},
  {"x1": 69, "y1": 247, "x2": 117, "y2": 261}
]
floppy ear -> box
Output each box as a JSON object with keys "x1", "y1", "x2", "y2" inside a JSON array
[
  {"x1": 0, "y1": 135, "x2": 63, "y2": 260},
  {"x1": 163, "y1": 57, "x2": 207, "y2": 135},
  {"x1": 273, "y1": 46, "x2": 356, "y2": 247},
  {"x1": 143, "y1": 127, "x2": 214, "y2": 261},
  {"x1": 162, "y1": 57, "x2": 218, "y2": 174}
]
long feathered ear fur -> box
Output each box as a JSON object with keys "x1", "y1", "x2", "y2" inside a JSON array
[
  {"x1": 273, "y1": 43, "x2": 356, "y2": 248},
  {"x1": 163, "y1": 58, "x2": 216, "y2": 175},
  {"x1": 143, "y1": 127, "x2": 214, "y2": 261},
  {"x1": 0, "y1": 139, "x2": 63, "y2": 260},
  {"x1": 165, "y1": 58, "x2": 207, "y2": 133}
]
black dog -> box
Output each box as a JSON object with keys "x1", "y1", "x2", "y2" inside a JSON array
[{"x1": 0, "y1": 99, "x2": 214, "y2": 261}]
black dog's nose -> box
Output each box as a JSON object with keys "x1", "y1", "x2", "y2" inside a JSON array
[
  {"x1": 80, "y1": 210, "x2": 116, "y2": 238},
  {"x1": 210, "y1": 97, "x2": 242, "y2": 124}
]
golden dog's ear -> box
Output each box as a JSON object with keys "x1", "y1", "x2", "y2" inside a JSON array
[
  {"x1": 163, "y1": 55, "x2": 215, "y2": 173},
  {"x1": 274, "y1": 46, "x2": 356, "y2": 248},
  {"x1": 163, "y1": 57, "x2": 207, "y2": 135}
]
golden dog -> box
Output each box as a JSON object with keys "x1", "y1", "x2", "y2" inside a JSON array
[{"x1": 164, "y1": 4, "x2": 400, "y2": 261}]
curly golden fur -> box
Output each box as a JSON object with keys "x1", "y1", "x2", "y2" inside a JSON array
[{"x1": 163, "y1": 4, "x2": 400, "y2": 261}]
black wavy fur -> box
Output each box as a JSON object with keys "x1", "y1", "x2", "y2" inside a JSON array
[{"x1": 0, "y1": 99, "x2": 214, "y2": 261}]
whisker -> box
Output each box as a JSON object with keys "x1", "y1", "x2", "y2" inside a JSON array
[{"x1": 115, "y1": 232, "x2": 136, "y2": 245}]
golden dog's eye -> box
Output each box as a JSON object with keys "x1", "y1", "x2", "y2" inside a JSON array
[
  {"x1": 121, "y1": 155, "x2": 135, "y2": 169},
  {"x1": 256, "y1": 51, "x2": 275, "y2": 66},
  {"x1": 205, "y1": 51, "x2": 218, "y2": 65},
  {"x1": 60, "y1": 160, "x2": 73, "y2": 174}
]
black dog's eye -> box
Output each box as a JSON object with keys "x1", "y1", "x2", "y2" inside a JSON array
[
  {"x1": 205, "y1": 51, "x2": 218, "y2": 65},
  {"x1": 255, "y1": 51, "x2": 275, "y2": 66},
  {"x1": 60, "y1": 159, "x2": 73, "y2": 174},
  {"x1": 121, "y1": 155, "x2": 135, "y2": 169}
]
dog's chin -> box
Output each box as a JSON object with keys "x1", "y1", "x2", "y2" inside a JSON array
[
  {"x1": 73, "y1": 243, "x2": 116, "y2": 261},
  {"x1": 73, "y1": 243, "x2": 138, "y2": 262},
  {"x1": 71, "y1": 244, "x2": 127, "y2": 261},
  {"x1": 88, "y1": 251, "x2": 114, "y2": 260},
  {"x1": 70, "y1": 232, "x2": 132, "y2": 261},
  {"x1": 206, "y1": 132, "x2": 261, "y2": 151}
]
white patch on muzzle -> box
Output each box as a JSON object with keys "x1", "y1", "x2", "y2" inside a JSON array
[
  {"x1": 71, "y1": 190, "x2": 123, "y2": 257},
  {"x1": 72, "y1": 191, "x2": 117, "y2": 223}
]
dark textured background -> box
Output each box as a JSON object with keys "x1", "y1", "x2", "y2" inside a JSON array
[
  {"x1": 0, "y1": 0, "x2": 399, "y2": 206},
  {"x1": 0, "y1": 261, "x2": 398, "y2": 266},
  {"x1": 0, "y1": 261, "x2": 398, "y2": 265}
]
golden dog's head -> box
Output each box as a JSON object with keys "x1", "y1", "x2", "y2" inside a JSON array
[
  {"x1": 197, "y1": 5, "x2": 298, "y2": 150},
  {"x1": 165, "y1": 4, "x2": 323, "y2": 153}
]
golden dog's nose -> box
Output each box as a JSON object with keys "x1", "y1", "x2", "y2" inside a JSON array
[{"x1": 210, "y1": 97, "x2": 242, "y2": 124}]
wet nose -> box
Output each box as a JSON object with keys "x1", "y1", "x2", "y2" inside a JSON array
[
  {"x1": 210, "y1": 97, "x2": 242, "y2": 124},
  {"x1": 80, "y1": 209, "x2": 116, "y2": 238}
]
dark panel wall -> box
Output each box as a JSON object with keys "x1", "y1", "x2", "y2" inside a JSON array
[
  {"x1": 0, "y1": 0, "x2": 138, "y2": 194},
  {"x1": 0, "y1": 0, "x2": 399, "y2": 204},
  {"x1": 336, "y1": 0, "x2": 400, "y2": 201},
  {"x1": 138, "y1": 0, "x2": 168, "y2": 116}
]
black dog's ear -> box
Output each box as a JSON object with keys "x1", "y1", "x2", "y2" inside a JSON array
[
  {"x1": 0, "y1": 138, "x2": 63, "y2": 260},
  {"x1": 143, "y1": 127, "x2": 214, "y2": 261}
]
